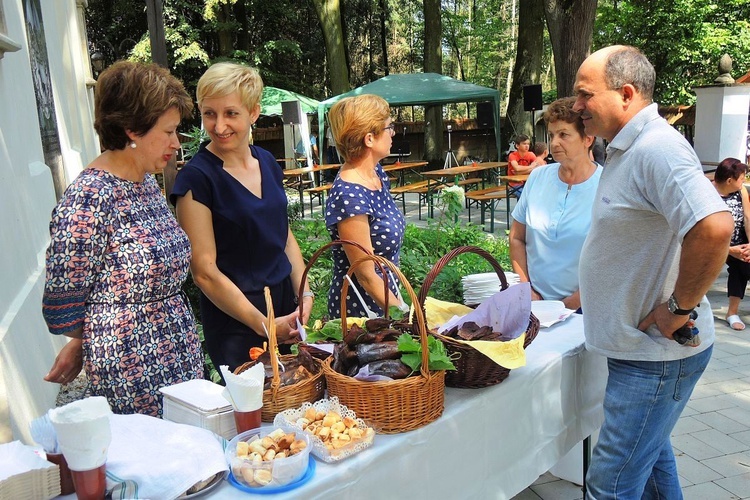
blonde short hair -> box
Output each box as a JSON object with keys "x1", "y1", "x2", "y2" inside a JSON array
[
  {"x1": 196, "y1": 62, "x2": 263, "y2": 112},
  {"x1": 328, "y1": 94, "x2": 391, "y2": 162}
]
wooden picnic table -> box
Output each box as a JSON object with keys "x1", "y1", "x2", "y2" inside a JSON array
[
  {"x1": 382, "y1": 160, "x2": 428, "y2": 186},
  {"x1": 498, "y1": 173, "x2": 530, "y2": 227},
  {"x1": 421, "y1": 162, "x2": 508, "y2": 218},
  {"x1": 283, "y1": 163, "x2": 341, "y2": 216}
]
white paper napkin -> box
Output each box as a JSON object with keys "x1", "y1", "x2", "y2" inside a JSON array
[
  {"x1": 220, "y1": 364, "x2": 264, "y2": 412},
  {"x1": 49, "y1": 396, "x2": 112, "y2": 471},
  {"x1": 106, "y1": 414, "x2": 227, "y2": 500}
]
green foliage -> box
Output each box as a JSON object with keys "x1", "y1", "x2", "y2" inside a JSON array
[
  {"x1": 397, "y1": 333, "x2": 456, "y2": 372},
  {"x1": 594, "y1": 0, "x2": 750, "y2": 104},
  {"x1": 180, "y1": 126, "x2": 209, "y2": 160}
]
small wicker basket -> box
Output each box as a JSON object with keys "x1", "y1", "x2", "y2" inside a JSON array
[
  {"x1": 322, "y1": 254, "x2": 445, "y2": 434},
  {"x1": 418, "y1": 246, "x2": 540, "y2": 389},
  {"x1": 234, "y1": 287, "x2": 326, "y2": 422}
]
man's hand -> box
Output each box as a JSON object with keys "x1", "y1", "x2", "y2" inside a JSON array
[{"x1": 637, "y1": 303, "x2": 691, "y2": 341}]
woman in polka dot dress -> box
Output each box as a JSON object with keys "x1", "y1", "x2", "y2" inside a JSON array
[{"x1": 324, "y1": 95, "x2": 407, "y2": 319}]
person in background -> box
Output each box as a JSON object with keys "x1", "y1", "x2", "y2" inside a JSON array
[
  {"x1": 509, "y1": 97, "x2": 601, "y2": 312},
  {"x1": 43, "y1": 61, "x2": 203, "y2": 417},
  {"x1": 507, "y1": 134, "x2": 537, "y2": 196},
  {"x1": 532, "y1": 142, "x2": 548, "y2": 166},
  {"x1": 574, "y1": 45, "x2": 732, "y2": 497},
  {"x1": 324, "y1": 94, "x2": 407, "y2": 319},
  {"x1": 295, "y1": 131, "x2": 319, "y2": 165},
  {"x1": 507, "y1": 134, "x2": 537, "y2": 175},
  {"x1": 171, "y1": 62, "x2": 312, "y2": 376},
  {"x1": 713, "y1": 157, "x2": 750, "y2": 330}
]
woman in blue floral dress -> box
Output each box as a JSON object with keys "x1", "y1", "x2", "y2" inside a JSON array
[
  {"x1": 325, "y1": 95, "x2": 407, "y2": 319},
  {"x1": 42, "y1": 62, "x2": 203, "y2": 416}
]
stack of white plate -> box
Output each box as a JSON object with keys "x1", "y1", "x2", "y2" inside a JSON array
[{"x1": 462, "y1": 271, "x2": 520, "y2": 305}]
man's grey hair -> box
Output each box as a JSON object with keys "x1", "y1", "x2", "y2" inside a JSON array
[{"x1": 604, "y1": 46, "x2": 655, "y2": 102}]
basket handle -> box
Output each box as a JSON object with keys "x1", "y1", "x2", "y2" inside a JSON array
[
  {"x1": 297, "y1": 239, "x2": 391, "y2": 321},
  {"x1": 341, "y1": 255, "x2": 431, "y2": 379},
  {"x1": 263, "y1": 287, "x2": 282, "y2": 400},
  {"x1": 417, "y1": 245, "x2": 509, "y2": 309}
]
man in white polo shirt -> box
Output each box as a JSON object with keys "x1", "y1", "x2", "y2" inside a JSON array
[{"x1": 574, "y1": 45, "x2": 733, "y2": 498}]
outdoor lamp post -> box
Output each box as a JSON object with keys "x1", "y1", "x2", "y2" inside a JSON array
[{"x1": 90, "y1": 51, "x2": 105, "y2": 75}]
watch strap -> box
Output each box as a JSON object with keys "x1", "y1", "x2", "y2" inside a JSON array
[{"x1": 668, "y1": 293, "x2": 695, "y2": 315}]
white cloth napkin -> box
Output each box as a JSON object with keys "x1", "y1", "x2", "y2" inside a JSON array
[
  {"x1": 106, "y1": 414, "x2": 228, "y2": 500},
  {"x1": 220, "y1": 364, "x2": 264, "y2": 412}
]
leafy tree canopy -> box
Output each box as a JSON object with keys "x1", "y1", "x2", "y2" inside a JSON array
[{"x1": 594, "y1": 0, "x2": 750, "y2": 104}]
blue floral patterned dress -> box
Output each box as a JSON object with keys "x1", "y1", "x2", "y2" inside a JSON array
[
  {"x1": 324, "y1": 163, "x2": 406, "y2": 318},
  {"x1": 43, "y1": 168, "x2": 203, "y2": 417}
]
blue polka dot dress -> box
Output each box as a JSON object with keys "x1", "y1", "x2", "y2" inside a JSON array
[{"x1": 325, "y1": 163, "x2": 406, "y2": 319}]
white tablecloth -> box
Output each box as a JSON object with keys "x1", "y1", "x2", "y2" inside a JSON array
[{"x1": 209, "y1": 314, "x2": 606, "y2": 499}]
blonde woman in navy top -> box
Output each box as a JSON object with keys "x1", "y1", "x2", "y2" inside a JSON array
[
  {"x1": 325, "y1": 95, "x2": 406, "y2": 318},
  {"x1": 172, "y1": 63, "x2": 312, "y2": 375}
]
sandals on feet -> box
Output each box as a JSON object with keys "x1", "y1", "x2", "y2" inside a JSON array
[{"x1": 727, "y1": 314, "x2": 745, "y2": 331}]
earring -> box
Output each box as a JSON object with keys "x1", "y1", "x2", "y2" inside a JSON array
[{"x1": 130, "y1": 142, "x2": 137, "y2": 149}]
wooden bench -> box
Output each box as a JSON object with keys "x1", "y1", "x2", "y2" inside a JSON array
[
  {"x1": 465, "y1": 188, "x2": 509, "y2": 233},
  {"x1": 303, "y1": 184, "x2": 333, "y2": 215}
]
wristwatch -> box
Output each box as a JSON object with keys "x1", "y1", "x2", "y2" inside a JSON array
[{"x1": 667, "y1": 293, "x2": 695, "y2": 316}]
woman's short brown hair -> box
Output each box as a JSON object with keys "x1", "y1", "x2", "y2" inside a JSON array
[
  {"x1": 328, "y1": 94, "x2": 391, "y2": 162},
  {"x1": 715, "y1": 157, "x2": 748, "y2": 183},
  {"x1": 196, "y1": 62, "x2": 263, "y2": 112},
  {"x1": 543, "y1": 97, "x2": 585, "y2": 138},
  {"x1": 94, "y1": 61, "x2": 193, "y2": 151}
]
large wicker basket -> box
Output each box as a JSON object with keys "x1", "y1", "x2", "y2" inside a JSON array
[
  {"x1": 417, "y1": 246, "x2": 540, "y2": 389},
  {"x1": 234, "y1": 287, "x2": 326, "y2": 422},
  {"x1": 322, "y1": 254, "x2": 445, "y2": 434}
]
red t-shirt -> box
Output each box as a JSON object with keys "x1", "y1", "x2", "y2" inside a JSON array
[
  {"x1": 507, "y1": 151, "x2": 537, "y2": 187},
  {"x1": 508, "y1": 151, "x2": 537, "y2": 175}
]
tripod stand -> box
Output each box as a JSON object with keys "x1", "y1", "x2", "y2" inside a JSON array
[{"x1": 443, "y1": 125, "x2": 459, "y2": 169}]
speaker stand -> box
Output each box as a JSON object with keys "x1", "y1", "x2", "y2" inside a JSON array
[{"x1": 529, "y1": 109, "x2": 537, "y2": 146}]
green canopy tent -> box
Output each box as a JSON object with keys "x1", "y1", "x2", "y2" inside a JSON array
[
  {"x1": 261, "y1": 87, "x2": 320, "y2": 117},
  {"x1": 317, "y1": 73, "x2": 502, "y2": 161}
]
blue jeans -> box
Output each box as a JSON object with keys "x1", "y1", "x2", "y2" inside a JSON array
[{"x1": 586, "y1": 346, "x2": 713, "y2": 499}]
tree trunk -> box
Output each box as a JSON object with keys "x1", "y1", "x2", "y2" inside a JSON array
[
  {"x1": 216, "y1": 4, "x2": 234, "y2": 57},
  {"x1": 379, "y1": 0, "x2": 389, "y2": 76},
  {"x1": 311, "y1": 0, "x2": 351, "y2": 94},
  {"x1": 423, "y1": 0, "x2": 443, "y2": 164},
  {"x1": 504, "y1": 0, "x2": 544, "y2": 151},
  {"x1": 544, "y1": 0, "x2": 598, "y2": 98},
  {"x1": 233, "y1": 0, "x2": 249, "y2": 53}
]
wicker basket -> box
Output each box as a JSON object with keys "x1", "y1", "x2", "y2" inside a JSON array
[
  {"x1": 322, "y1": 254, "x2": 445, "y2": 434},
  {"x1": 417, "y1": 246, "x2": 540, "y2": 389},
  {"x1": 296, "y1": 239, "x2": 391, "y2": 322},
  {"x1": 234, "y1": 287, "x2": 326, "y2": 422}
]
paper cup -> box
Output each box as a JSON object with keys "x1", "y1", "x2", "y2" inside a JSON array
[
  {"x1": 70, "y1": 463, "x2": 106, "y2": 500},
  {"x1": 46, "y1": 453, "x2": 75, "y2": 495},
  {"x1": 49, "y1": 397, "x2": 112, "y2": 472},
  {"x1": 233, "y1": 408, "x2": 262, "y2": 435}
]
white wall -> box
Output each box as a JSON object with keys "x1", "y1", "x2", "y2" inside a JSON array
[
  {"x1": 694, "y1": 85, "x2": 750, "y2": 166},
  {"x1": 0, "y1": 0, "x2": 97, "y2": 444}
]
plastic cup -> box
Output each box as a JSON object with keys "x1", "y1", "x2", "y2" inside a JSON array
[
  {"x1": 46, "y1": 453, "x2": 75, "y2": 495},
  {"x1": 70, "y1": 463, "x2": 106, "y2": 500},
  {"x1": 233, "y1": 408, "x2": 262, "y2": 435}
]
